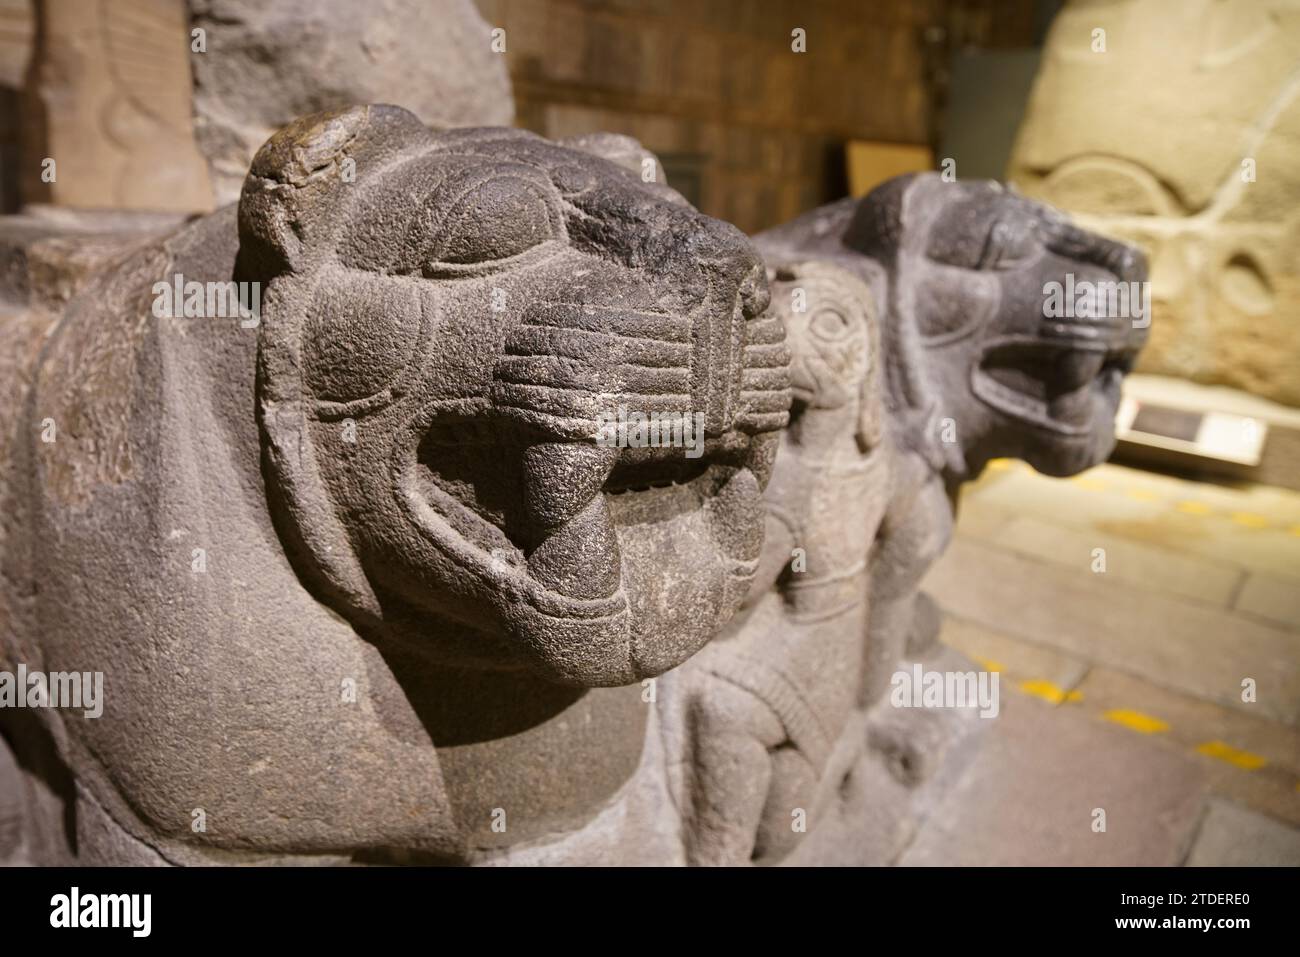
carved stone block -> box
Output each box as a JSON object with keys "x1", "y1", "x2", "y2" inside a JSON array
[
  {"x1": 1007, "y1": 0, "x2": 1299, "y2": 405},
  {"x1": 20, "y1": 0, "x2": 212, "y2": 212},
  {"x1": 189, "y1": 0, "x2": 516, "y2": 207}
]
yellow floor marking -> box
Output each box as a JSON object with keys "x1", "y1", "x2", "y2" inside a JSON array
[
  {"x1": 987, "y1": 459, "x2": 1011, "y2": 471},
  {"x1": 1125, "y1": 489, "x2": 1159, "y2": 502},
  {"x1": 1176, "y1": 500, "x2": 1212, "y2": 516},
  {"x1": 1290, "y1": 525, "x2": 1300, "y2": 538},
  {"x1": 972, "y1": 656, "x2": 1005, "y2": 673},
  {"x1": 1019, "y1": 679, "x2": 1082, "y2": 706},
  {"x1": 1231, "y1": 512, "x2": 1270, "y2": 529},
  {"x1": 1196, "y1": 740, "x2": 1267, "y2": 771},
  {"x1": 1103, "y1": 708, "x2": 1169, "y2": 734},
  {"x1": 1072, "y1": 476, "x2": 1106, "y2": 491},
  {"x1": 1001, "y1": 674, "x2": 1286, "y2": 779}
]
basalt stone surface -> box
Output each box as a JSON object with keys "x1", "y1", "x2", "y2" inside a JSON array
[
  {"x1": 189, "y1": 0, "x2": 516, "y2": 207},
  {"x1": 660, "y1": 259, "x2": 888, "y2": 865},
  {"x1": 0, "y1": 104, "x2": 789, "y2": 864},
  {"x1": 244, "y1": 107, "x2": 790, "y2": 688},
  {"x1": 762, "y1": 173, "x2": 1148, "y2": 707},
  {"x1": 0, "y1": 116, "x2": 1147, "y2": 866},
  {"x1": 751, "y1": 172, "x2": 1149, "y2": 863},
  {"x1": 0, "y1": 208, "x2": 186, "y2": 311}
]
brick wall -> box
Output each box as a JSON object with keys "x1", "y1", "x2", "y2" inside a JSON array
[{"x1": 475, "y1": 0, "x2": 1035, "y2": 233}]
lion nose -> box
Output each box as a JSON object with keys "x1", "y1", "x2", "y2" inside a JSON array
[
  {"x1": 1096, "y1": 238, "x2": 1150, "y2": 343},
  {"x1": 682, "y1": 224, "x2": 775, "y2": 437},
  {"x1": 1077, "y1": 231, "x2": 1148, "y2": 287},
  {"x1": 687, "y1": 219, "x2": 764, "y2": 292}
]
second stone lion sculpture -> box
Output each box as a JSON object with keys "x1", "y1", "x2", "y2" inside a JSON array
[
  {"x1": 663, "y1": 174, "x2": 1147, "y2": 865},
  {"x1": 733, "y1": 172, "x2": 1150, "y2": 864},
  {"x1": 760, "y1": 172, "x2": 1148, "y2": 705}
]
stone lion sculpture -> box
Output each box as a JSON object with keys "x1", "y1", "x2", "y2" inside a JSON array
[
  {"x1": 744, "y1": 172, "x2": 1149, "y2": 862},
  {"x1": 662, "y1": 173, "x2": 1146, "y2": 866},
  {"x1": 0, "y1": 104, "x2": 1149, "y2": 866},
  {"x1": 0, "y1": 105, "x2": 791, "y2": 864}
]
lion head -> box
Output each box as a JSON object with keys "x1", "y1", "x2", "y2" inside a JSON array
[
  {"x1": 846, "y1": 173, "x2": 1149, "y2": 478},
  {"x1": 238, "y1": 105, "x2": 791, "y2": 687}
]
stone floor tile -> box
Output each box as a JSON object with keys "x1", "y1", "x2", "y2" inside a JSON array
[
  {"x1": 1234, "y1": 572, "x2": 1300, "y2": 630},
  {"x1": 1184, "y1": 799, "x2": 1300, "y2": 866},
  {"x1": 899, "y1": 694, "x2": 1207, "y2": 866},
  {"x1": 924, "y1": 539, "x2": 1300, "y2": 726}
]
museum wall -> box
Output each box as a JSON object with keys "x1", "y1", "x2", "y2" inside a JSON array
[
  {"x1": 0, "y1": 0, "x2": 1040, "y2": 231},
  {"x1": 1006, "y1": 0, "x2": 1300, "y2": 407},
  {"x1": 478, "y1": 0, "x2": 1038, "y2": 232},
  {"x1": 0, "y1": 0, "x2": 1294, "y2": 407}
]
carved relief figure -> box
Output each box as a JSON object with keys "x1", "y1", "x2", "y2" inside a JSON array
[
  {"x1": 1008, "y1": 0, "x2": 1300, "y2": 406},
  {"x1": 663, "y1": 259, "x2": 888, "y2": 865}
]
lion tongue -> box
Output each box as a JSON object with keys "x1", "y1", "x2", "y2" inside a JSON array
[
  {"x1": 704, "y1": 464, "x2": 763, "y2": 561},
  {"x1": 521, "y1": 442, "x2": 622, "y2": 601},
  {"x1": 1054, "y1": 350, "x2": 1106, "y2": 392},
  {"x1": 1048, "y1": 351, "x2": 1106, "y2": 423}
]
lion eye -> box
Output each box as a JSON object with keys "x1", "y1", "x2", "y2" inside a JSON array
[
  {"x1": 926, "y1": 192, "x2": 1041, "y2": 271},
  {"x1": 810, "y1": 308, "x2": 852, "y2": 341},
  {"x1": 422, "y1": 171, "x2": 562, "y2": 268},
  {"x1": 977, "y1": 218, "x2": 1034, "y2": 270}
]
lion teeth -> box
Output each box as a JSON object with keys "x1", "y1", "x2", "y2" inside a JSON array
[
  {"x1": 521, "y1": 442, "x2": 621, "y2": 601},
  {"x1": 1056, "y1": 351, "x2": 1106, "y2": 391}
]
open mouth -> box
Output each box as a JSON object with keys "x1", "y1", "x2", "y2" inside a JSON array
[
  {"x1": 603, "y1": 448, "x2": 712, "y2": 496},
  {"x1": 600, "y1": 434, "x2": 757, "y2": 514},
  {"x1": 410, "y1": 418, "x2": 759, "y2": 543},
  {"x1": 974, "y1": 337, "x2": 1138, "y2": 436},
  {"x1": 397, "y1": 415, "x2": 770, "y2": 683},
  {"x1": 379, "y1": 267, "x2": 788, "y2": 684}
]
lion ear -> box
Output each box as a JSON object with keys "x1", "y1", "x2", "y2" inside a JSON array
[{"x1": 238, "y1": 104, "x2": 433, "y2": 275}]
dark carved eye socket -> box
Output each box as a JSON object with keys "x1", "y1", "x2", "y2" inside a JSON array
[
  {"x1": 926, "y1": 194, "x2": 1041, "y2": 272},
  {"x1": 340, "y1": 160, "x2": 567, "y2": 276},
  {"x1": 302, "y1": 275, "x2": 420, "y2": 405},
  {"x1": 416, "y1": 165, "x2": 564, "y2": 271},
  {"x1": 809, "y1": 307, "x2": 853, "y2": 341},
  {"x1": 975, "y1": 217, "x2": 1035, "y2": 270}
]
